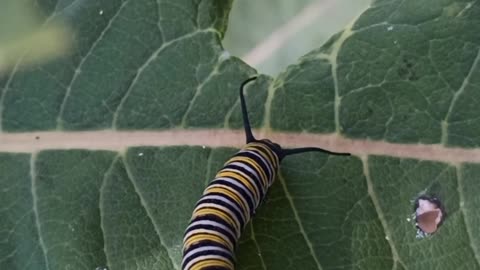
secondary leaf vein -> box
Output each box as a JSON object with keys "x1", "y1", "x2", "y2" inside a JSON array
[
  {"x1": 111, "y1": 28, "x2": 218, "y2": 128},
  {"x1": 180, "y1": 61, "x2": 220, "y2": 127},
  {"x1": 455, "y1": 165, "x2": 480, "y2": 267},
  {"x1": 249, "y1": 222, "x2": 268, "y2": 270},
  {"x1": 30, "y1": 153, "x2": 51, "y2": 270},
  {"x1": 328, "y1": 20, "x2": 356, "y2": 133},
  {"x1": 56, "y1": 0, "x2": 130, "y2": 129},
  {"x1": 123, "y1": 156, "x2": 179, "y2": 270},
  {"x1": 441, "y1": 47, "x2": 480, "y2": 144},
  {"x1": 203, "y1": 148, "x2": 214, "y2": 187},
  {"x1": 278, "y1": 173, "x2": 324, "y2": 270},
  {"x1": 361, "y1": 155, "x2": 407, "y2": 270},
  {"x1": 98, "y1": 155, "x2": 120, "y2": 269}
]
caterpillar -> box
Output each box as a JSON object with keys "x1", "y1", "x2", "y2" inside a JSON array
[{"x1": 181, "y1": 76, "x2": 350, "y2": 270}]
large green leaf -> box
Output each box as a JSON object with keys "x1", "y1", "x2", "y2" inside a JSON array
[{"x1": 1, "y1": 1, "x2": 480, "y2": 270}]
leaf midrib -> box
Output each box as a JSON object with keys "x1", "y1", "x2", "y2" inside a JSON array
[{"x1": 1, "y1": 130, "x2": 480, "y2": 164}]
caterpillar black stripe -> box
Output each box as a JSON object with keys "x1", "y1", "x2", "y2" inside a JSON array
[{"x1": 181, "y1": 76, "x2": 350, "y2": 270}]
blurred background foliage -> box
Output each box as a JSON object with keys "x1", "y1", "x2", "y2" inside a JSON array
[
  {"x1": 0, "y1": 0, "x2": 370, "y2": 77},
  {"x1": 0, "y1": 0, "x2": 71, "y2": 75},
  {"x1": 224, "y1": 0, "x2": 371, "y2": 76}
]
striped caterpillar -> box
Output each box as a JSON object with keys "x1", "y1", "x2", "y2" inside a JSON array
[{"x1": 181, "y1": 76, "x2": 350, "y2": 270}]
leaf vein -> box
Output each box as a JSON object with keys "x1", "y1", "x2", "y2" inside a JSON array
[
  {"x1": 441, "y1": 47, "x2": 480, "y2": 144},
  {"x1": 180, "y1": 62, "x2": 220, "y2": 127},
  {"x1": 456, "y1": 165, "x2": 480, "y2": 267},
  {"x1": 278, "y1": 173, "x2": 324, "y2": 270},
  {"x1": 30, "y1": 153, "x2": 51, "y2": 270},
  {"x1": 361, "y1": 155, "x2": 408, "y2": 270},
  {"x1": 99, "y1": 155, "x2": 120, "y2": 269},
  {"x1": 56, "y1": 0, "x2": 130, "y2": 129},
  {"x1": 329, "y1": 19, "x2": 357, "y2": 133},
  {"x1": 249, "y1": 222, "x2": 268, "y2": 270},
  {"x1": 123, "y1": 156, "x2": 179, "y2": 270},
  {"x1": 203, "y1": 148, "x2": 214, "y2": 187},
  {"x1": 111, "y1": 28, "x2": 218, "y2": 129}
]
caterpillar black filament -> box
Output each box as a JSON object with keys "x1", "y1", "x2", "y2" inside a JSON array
[{"x1": 181, "y1": 76, "x2": 350, "y2": 270}]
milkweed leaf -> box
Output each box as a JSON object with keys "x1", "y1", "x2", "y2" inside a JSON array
[{"x1": 1, "y1": 1, "x2": 480, "y2": 270}]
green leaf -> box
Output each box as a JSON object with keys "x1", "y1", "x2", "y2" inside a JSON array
[{"x1": 2, "y1": 1, "x2": 480, "y2": 270}]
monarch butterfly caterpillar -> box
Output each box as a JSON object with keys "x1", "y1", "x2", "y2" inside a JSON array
[{"x1": 181, "y1": 76, "x2": 350, "y2": 270}]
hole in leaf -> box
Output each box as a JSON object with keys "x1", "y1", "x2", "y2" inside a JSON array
[{"x1": 413, "y1": 195, "x2": 446, "y2": 237}]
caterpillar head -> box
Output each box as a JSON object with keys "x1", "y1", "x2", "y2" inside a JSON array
[{"x1": 239, "y1": 76, "x2": 350, "y2": 160}]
